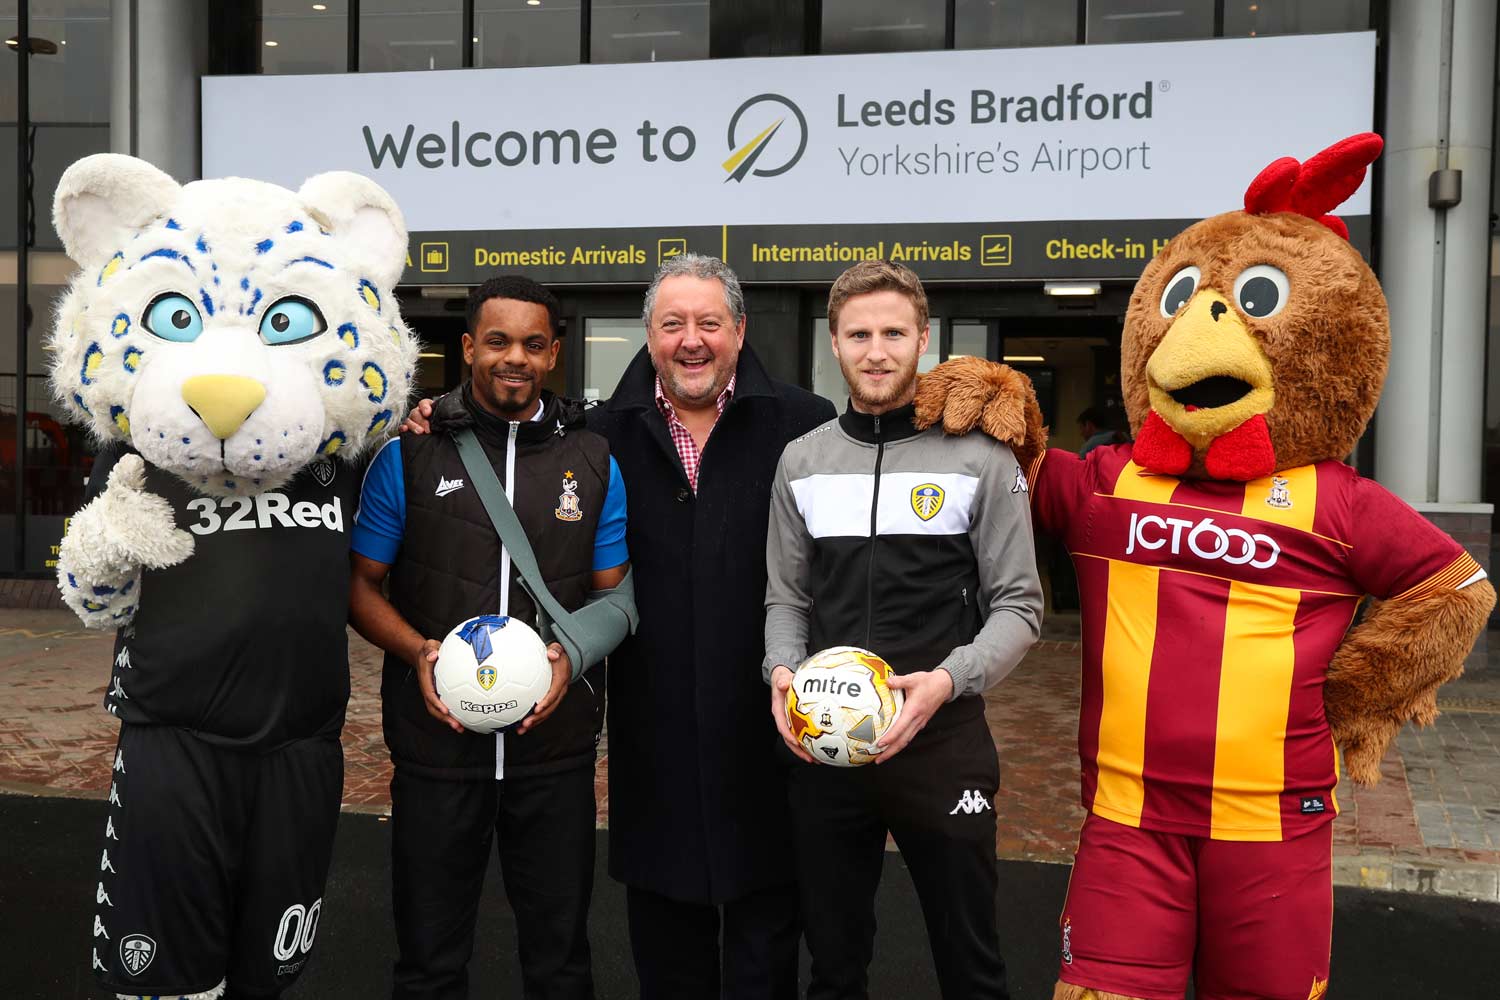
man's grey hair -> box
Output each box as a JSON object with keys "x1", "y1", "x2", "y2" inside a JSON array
[{"x1": 641, "y1": 252, "x2": 746, "y2": 327}]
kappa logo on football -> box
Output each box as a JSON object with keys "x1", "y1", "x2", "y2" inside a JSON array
[
  {"x1": 911, "y1": 483, "x2": 945, "y2": 521},
  {"x1": 120, "y1": 933, "x2": 156, "y2": 976},
  {"x1": 949, "y1": 789, "x2": 992, "y2": 815},
  {"x1": 435, "y1": 475, "x2": 465, "y2": 497}
]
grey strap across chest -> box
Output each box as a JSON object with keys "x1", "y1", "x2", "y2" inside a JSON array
[{"x1": 453, "y1": 427, "x2": 579, "y2": 653}]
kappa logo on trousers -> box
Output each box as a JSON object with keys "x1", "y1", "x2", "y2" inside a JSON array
[{"x1": 949, "y1": 789, "x2": 992, "y2": 815}]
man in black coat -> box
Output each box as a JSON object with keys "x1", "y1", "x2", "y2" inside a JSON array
[{"x1": 587, "y1": 254, "x2": 834, "y2": 999}]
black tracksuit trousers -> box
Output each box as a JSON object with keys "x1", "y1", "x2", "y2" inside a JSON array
[
  {"x1": 389, "y1": 763, "x2": 597, "y2": 1000},
  {"x1": 787, "y1": 703, "x2": 1008, "y2": 1000}
]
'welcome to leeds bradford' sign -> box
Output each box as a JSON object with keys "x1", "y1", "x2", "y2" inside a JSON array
[{"x1": 202, "y1": 32, "x2": 1375, "y2": 283}]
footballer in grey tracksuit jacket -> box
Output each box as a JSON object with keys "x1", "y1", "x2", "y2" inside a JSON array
[
  {"x1": 763, "y1": 402, "x2": 1043, "y2": 716},
  {"x1": 763, "y1": 401, "x2": 1042, "y2": 999}
]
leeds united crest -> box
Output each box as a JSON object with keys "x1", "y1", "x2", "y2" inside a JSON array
[
  {"x1": 120, "y1": 933, "x2": 156, "y2": 976},
  {"x1": 911, "y1": 484, "x2": 944, "y2": 521},
  {"x1": 309, "y1": 456, "x2": 336, "y2": 487}
]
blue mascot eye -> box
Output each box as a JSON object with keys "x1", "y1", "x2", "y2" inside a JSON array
[
  {"x1": 143, "y1": 293, "x2": 203, "y2": 343},
  {"x1": 260, "y1": 297, "x2": 327, "y2": 346}
]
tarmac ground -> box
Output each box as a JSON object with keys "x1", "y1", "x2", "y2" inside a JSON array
[{"x1": 6, "y1": 795, "x2": 1500, "y2": 999}]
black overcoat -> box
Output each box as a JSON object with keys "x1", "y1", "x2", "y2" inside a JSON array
[{"x1": 588, "y1": 344, "x2": 836, "y2": 904}]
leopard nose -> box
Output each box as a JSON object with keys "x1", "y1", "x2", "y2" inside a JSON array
[{"x1": 180, "y1": 375, "x2": 267, "y2": 440}]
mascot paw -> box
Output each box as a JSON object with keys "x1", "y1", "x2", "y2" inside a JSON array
[
  {"x1": 56, "y1": 558, "x2": 142, "y2": 630},
  {"x1": 94, "y1": 454, "x2": 195, "y2": 570},
  {"x1": 55, "y1": 455, "x2": 193, "y2": 627},
  {"x1": 914, "y1": 357, "x2": 1046, "y2": 467},
  {"x1": 1325, "y1": 696, "x2": 1401, "y2": 786}
]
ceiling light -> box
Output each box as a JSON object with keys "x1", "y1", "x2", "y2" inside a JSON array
[
  {"x1": 6, "y1": 35, "x2": 60, "y2": 53},
  {"x1": 265, "y1": 40, "x2": 279, "y2": 47},
  {"x1": 418, "y1": 286, "x2": 470, "y2": 299},
  {"x1": 472, "y1": 36, "x2": 479, "y2": 42},
  {"x1": 1042, "y1": 281, "x2": 1101, "y2": 297},
  {"x1": 585, "y1": 336, "x2": 631, "y2": 343},
  {"x1": 312, "y1": 2, "x2": 327, "y2": 9},
  {"x1": 1002, "y1": 355, "x2": 1046, "y2": 363},
  {"x1": 527, "y1": 0, "x2": 542, "y2": 5},
  {"x1": 1103, "y1": 10, "x2": 1185, "y2": 20}
]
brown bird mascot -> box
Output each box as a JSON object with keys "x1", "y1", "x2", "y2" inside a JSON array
[{"x1": 914, "y1": 133, "x2": 1495, "y2": 1000}]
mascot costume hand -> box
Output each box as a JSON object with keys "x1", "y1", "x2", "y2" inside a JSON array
[
  {"x1": 50, "y1": 153, "x2": 418, "y2": 627},
  {"x1": 915, "y1": 134, "x2": 1495, "y2": 1000}
]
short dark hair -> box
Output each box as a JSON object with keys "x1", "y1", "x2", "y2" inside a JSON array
[{"x1": 466, "y1": 275, "x2": 562, "y2": 338}]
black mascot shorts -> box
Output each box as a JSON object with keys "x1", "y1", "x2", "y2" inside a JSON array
[{"x1": 90, "y1": 724, "x2": 342, "y2": 998}]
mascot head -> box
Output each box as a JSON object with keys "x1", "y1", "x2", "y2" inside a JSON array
[
  {"x1": 1120, "y1": 133, "x2": 1388, "y2": 480},
  {"x1": 48, "y1": 153, "x2": 420, "y2": 497}
]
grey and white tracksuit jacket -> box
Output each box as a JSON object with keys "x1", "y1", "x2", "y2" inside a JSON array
[{"x1": 763, "y1": 403, "x2": 1043, "y2": 726}]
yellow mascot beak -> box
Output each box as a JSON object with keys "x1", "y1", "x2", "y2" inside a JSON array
[
  {"x1": 1145, "y1": 289, "x2": 1276, "y2": 449},
  {"x1": 181, "y1": 375, "x2": 267, "y2": 440}
]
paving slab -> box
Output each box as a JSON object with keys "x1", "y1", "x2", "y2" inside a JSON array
[{"x1": 4, "y1": 607, "x2": 1499, "y2": 901}]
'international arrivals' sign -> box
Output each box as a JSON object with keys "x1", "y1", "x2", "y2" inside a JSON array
[{"x1": 201, "y1": 32, "x2": 1375, "y2": 284}]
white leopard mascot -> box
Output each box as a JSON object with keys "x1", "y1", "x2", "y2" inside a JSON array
[{"x1": 48, "y1": 153, "x2": 419, "y2": 1000}]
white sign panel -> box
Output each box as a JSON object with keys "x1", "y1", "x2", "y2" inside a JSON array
[{"x1": 203, "y1": 33, "x2": 1376, "y2": 233}]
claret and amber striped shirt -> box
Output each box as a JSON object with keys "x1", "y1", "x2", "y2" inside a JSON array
[{"x1": 1030, "y1": 445, "x2": 1485, "y2": 842}]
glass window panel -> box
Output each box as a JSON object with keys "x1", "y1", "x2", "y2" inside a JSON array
[
  {"x1": 259, "y1": 0, "x2": 348, "y2": 75},
  {"x1": 591, "y1": 0, "x2": 707, "y2": 64},
  {"x1": 361, "y1": 0, "x2": 463, "y2": 73},
  {"x1": 0, "y1": 4, "x2": 17, "y2": 246},
  {"x1": 18, "y1": 124, "x2": 108, "y2": 251},
  {"x1": 813, "y1": 317, "x2": 939, "y2": 407},
  {"x1": 416, "y1": 342, "x2": 449, "y2": 395},
  {"x1": 584, "y1": 317, "x2": 644, "y2": 402},
  {"x1": 1224, "y1": 0, "x2": 1368, "y2": 38},
  {"x1": 956, "y1": 0, "x2": 1078, "y2": 49},
  {"x1": 16, "y1": 271, "x2": 94, "y2": 517},
  {"x1": 822, "y1": 0, "x2": 946, "y2": 55},
  {"x1": 948, "y1": 321, "x2": 989, "y2": 361},
  {"x1": 476, "y1": 0, "x2": 581, "y2": 68},
  {"x1": 24, "y1": 0, "x2": 111, "y2": 123},
  {"x1": 1087, "y1": 0, "x2": 1213, "y2": 44}
]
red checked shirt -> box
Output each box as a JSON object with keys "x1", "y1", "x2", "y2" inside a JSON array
[{"x1": 654, "y1": 374, "x2": 736, "y2": 493}]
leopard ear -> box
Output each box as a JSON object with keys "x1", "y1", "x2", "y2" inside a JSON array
[
  {"x1": 54, "y1": 154, "x2": 182, "y2": 269},
  {"x1": 297, "y1": 171, "x2": 408, "y2": 288}
]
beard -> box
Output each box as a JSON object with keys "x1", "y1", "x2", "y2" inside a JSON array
[{"x1": 840, "y1": 354, "x2": 919, "y2": 411}]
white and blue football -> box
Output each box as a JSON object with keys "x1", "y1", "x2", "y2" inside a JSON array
[{"x1": 434, "y1": 615, "x2": 551, "y2": 734}]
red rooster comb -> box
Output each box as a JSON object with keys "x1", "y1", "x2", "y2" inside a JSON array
[{"x1": 1243, "y1": 132, "x2": 1383, "y2": 240}]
